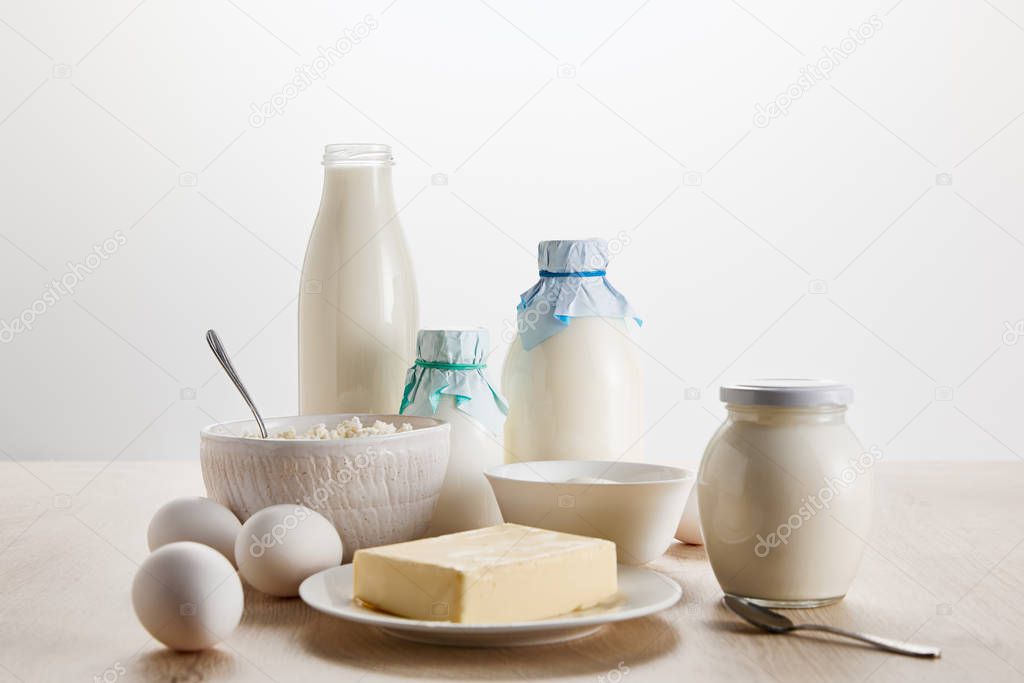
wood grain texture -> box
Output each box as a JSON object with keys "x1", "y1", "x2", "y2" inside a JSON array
[{"x1": 0, "y1": 461, "x2": 1022, "y2": 682}]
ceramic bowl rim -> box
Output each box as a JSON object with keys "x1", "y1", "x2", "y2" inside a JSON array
[
  {"x1": 200, "y1": 412, "x2": 449, "y2": 447},
  {"x1": 484, "y1": 460, "x2": 695, "y2": 486}
]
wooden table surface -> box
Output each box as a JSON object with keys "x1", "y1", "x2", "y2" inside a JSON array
[{"x1": 1, "y1": 461, "x2": 1022, "y2": 682}]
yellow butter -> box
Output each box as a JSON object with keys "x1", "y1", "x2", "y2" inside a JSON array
[{"x1": 353, "y1": 523, "x2": 617, "y2": 623}]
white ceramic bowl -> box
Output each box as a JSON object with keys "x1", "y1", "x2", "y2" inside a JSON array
[
  {"x1": 485, "y1": 461, "x2": 694, "y2": 565},
  {"x1": 200, "y1": 413, "x2": 450, "y2": 562}
]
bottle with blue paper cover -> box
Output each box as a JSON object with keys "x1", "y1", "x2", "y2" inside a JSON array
[
  {"x1": 401, "y1": 328, "x2": 507, "y2": 534},
  {"x1": 502, "y1": 239, "x2": 644, "y2": 464}
]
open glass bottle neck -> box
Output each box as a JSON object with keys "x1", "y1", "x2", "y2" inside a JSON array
[{"x1": 322, "y1": 143, "x2": 393, "y2": 167}]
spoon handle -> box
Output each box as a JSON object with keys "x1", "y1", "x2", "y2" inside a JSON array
[
  {"x1": 206, "y1": 329, "x2": 268, "y2": 438},
  {"x1": 795, "y1": 624, "x2": 941, "y2": 658}
]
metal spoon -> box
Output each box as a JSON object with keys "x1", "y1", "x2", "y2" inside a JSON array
[
  {"x1": 723, "y1": 595, "x2": 941, "y2": 658},
  {"x1": 205, "y1": 329, "x2": 268, "y2": 438}
]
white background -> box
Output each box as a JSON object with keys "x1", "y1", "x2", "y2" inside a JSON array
[{"x1": 2, "y1": 0, "x2": 1023, "y2": 468}]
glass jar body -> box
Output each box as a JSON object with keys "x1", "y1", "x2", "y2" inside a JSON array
[{"x1": 698, "y1": 405, "x2": 872, "y2": 607}]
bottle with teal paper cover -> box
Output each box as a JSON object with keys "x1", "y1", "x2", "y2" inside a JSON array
[{"x1": 401, "y1": 328, "x2": 507, "y2": 534}]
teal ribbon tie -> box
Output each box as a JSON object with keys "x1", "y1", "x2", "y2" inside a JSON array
[
  {"x1": 414, "y1": 359, "x2": 487, "y2": 371},
  {"x1": 400, "y1": 329, "x2": 508, "y2": 434}
]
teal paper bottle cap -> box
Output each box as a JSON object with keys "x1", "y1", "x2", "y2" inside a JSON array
[{"x1": 400, "y1": 328, "x2": 508, "y2": 434}]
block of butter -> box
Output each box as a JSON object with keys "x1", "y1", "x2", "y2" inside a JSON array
[{"x1": 353, "y1": 523, "x2": 618, "y2": 623}]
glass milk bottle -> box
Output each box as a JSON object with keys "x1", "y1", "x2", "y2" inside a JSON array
[
  {"x1": 299, "y1": 144, "x2": 418, "y2": 415},
  {"x1": 502, "y1": 239, "x2": 644, "y2": 463},
  {"x1": 400, "y1": 329, "x2": 507, "y2": 534}
]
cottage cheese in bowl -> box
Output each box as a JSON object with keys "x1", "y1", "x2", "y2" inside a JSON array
[
  {"x1": 245, "y1": 416, "x2": 413, "y2": 440},
  {"x1": 201, "y1": 413, "x2": 450, "y2": 562}
]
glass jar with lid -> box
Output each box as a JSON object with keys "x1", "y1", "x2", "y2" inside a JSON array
[{"x1": 698, "y1": 379, "x2": 874, "y2": 608}]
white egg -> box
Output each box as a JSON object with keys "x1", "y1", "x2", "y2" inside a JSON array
[
  {"x1": 132, "y1": 542, "x2": 243, "y2": 651},
  {"x1": 147, "y1": 496, "x2": 242, "y2": 567},
  {"x1": 235, "y1": 504, "x2": 343, "y2": 597},
  {"x1": 675, "y1": 486, "x2": 703, "y2": 545}
]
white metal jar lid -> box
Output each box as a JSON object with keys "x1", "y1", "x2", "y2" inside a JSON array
[{"x1": 720, "y1": 379, "x2": 854, "y2": 408}]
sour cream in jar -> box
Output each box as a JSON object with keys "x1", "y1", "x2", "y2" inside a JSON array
[{"x1": 698, "y1": 379, "x2": 874, "y2": 608}]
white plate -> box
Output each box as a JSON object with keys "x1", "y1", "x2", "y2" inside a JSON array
[{"x1": 299, "y1": 564, "x2": 682, "y2": 647}]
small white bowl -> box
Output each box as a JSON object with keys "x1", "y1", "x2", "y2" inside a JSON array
[
  {"x1": 485, "y1": 461, "x2": 694, "y2": 565},
  {"x1": 200, "y1": 413, "x2": 450, "y2": 563}
]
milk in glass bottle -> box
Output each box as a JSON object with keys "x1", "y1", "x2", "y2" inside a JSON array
[
  {"x1": 502, "y1": 239, "x2": 644, "y2": 463},
  {"x1": 400, "y1": 329, "x2": 507, "y2": 534},
  {"x1": 299, "y1": 144, "x2": 418, "y2": 414}
]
